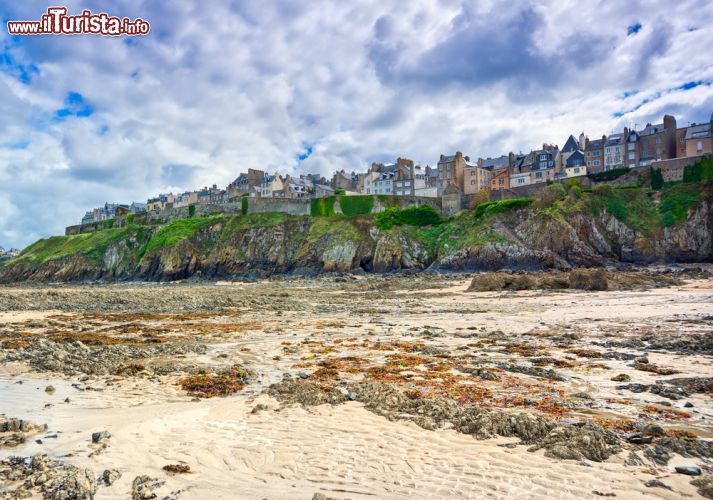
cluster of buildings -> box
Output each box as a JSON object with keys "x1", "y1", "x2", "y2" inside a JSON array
[
  {"x1": 0, "y1": 246, "x2": 20, "y2": 258},
  {"x1": 434, "y1": 113, "x2": 713, "y2": 194},
  {"x1": 78, "y1": 112, "x2": 712, "y2": 224},
  {"x1": 81, "y1": 202, "x2": 147, "y2": 225}
]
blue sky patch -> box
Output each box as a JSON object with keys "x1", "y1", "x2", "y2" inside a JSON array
[
  {"x1": 627, "y1": 23, "x2": 642, "y2": 36},
  {"x1": 53, "y1": 92, "x2": 95, "y2": 121},
  {"x1": 297, "y1": 144, "x2": 314, "y2": 162}
]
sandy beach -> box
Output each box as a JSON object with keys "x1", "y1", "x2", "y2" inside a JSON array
[{"x1": 1, "y1": 272, "x2": 712, "y2": 499}]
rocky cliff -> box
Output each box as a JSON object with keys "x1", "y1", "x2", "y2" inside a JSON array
[{"x1": 2, "y1": 182, "x2": 712, "y2": 283}]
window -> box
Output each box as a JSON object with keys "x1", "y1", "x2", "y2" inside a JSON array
[
  {"x1": 574, "y1": 168, "x2": 580, "y2": 174},
  {"x1": 628, "y1": 143, "x2": 635, "y2": 151},
  {"x1": 536, "y1": 172, "x2": 542, "y2": 179},
  {"x1": 549, "y1": 161, "x2": 553, "y2": 167},
  {"x1": 592, "y1": 150, "x2": 600, "y2": 157},
  {"x1": 697, "y1": 141, "x2": 704, "y2": 152},
  {"x1": 470, "y1": 170, "x2": 475, "y2": 176},
  {"x1": 499, "y1": 179, "x2": 504, "y2": 185},
  {"x1": 615, "y1": 146, "x2": 621, "y2": 153},
  {"x1": 628, "y1": 152, "x2": 635, "y2": 160},
  {"x1": 593, "y1": 160, "x2": 601, "y2": 167},
  {"x1": 540, "y1": 154, "x2": 547, "y2": 161},
  {"x1": 471, "y1": 180, "x2": 476, "y2": 185}
]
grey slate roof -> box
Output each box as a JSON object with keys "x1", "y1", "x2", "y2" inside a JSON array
[{"x1": 562, "y1": 135, "x2": 579, "y2": 153}]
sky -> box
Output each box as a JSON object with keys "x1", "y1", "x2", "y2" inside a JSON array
[{"x1": 1, "y1": 0, "x2": 713, "y2": 249}]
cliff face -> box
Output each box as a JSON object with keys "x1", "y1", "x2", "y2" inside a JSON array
[{"x1": 2, "y1": 196, "x2": 711, "y2": 283}]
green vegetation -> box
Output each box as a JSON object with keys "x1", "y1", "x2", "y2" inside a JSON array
[
  {"x1": 651, "y1": 168, "x2": 664, "y2": 190},
  {"x1": 140, "y1": 216, "x2": 225, "y2": 258},
  {"x1": 659, "y1": 184, "x2": 703, "y2": 227},
  {"x1": 188, "y1": 204, "x2": 196, "y2": 218},
  {"x1": 588, "y1": 167, "x2": 630, "y2": 182},
  {"x1": 683, "y1": 156, "x2": 713, "y2": 183},
  {"x1": 306, "y1": 216, "x2": 363, "y2": 244},
  {"x1": 473, "y1": 198, "x2": 533, "y2": 219},
  {"x1": 310, "y1": 196, "x2": 335, "y2": 217},
  {"x1": 334, "y1": 188, "x2": 346, "y2": 195},
  {"x1": 13, "y1": 226, "x2": 149, "y2": 265},
  {"x1": 376, "y1": 194, "x2": 400, "y2": 209},
  {"x1": 338, "y1": 195, "x2": 374, "y2": 216},
  {"x1": 375, "y1": 205, "x2": 442, "y2": 230},
  {"x1": 240, "y1": 196, "x2": 248, "y2": 215}
]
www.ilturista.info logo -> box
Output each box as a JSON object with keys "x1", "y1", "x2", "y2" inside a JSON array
[{"x1": 7, "y1": 7, "x2": 150, "y2": 36}]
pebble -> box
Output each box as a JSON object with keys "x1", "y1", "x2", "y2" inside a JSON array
[
  {"x1": 102, "y1": 468, "x2": 122, "y2": 485},
  {"x1": 684, "y1": 402, "x2": 694, "y2": 408},
  {"x1": 675, "y1": 466, "x2": 701, "y2": 476},
  {"x1": 298, "y1": 372, "x2": 310, "y2": 379},
  {"x1": 91, "y1": 431, "x2": 111, "y2": 444},
  {"x1": 644, "y1": 479, "x2": 672, "y2": 490},
  {"x1": 642, "y1": 424, "x2": 666, "y2": 437},
  {"x1": 626, "y1": 433, "x2": 652, "y2": 445},
  {"x1": 44, "y1": 385, "x2": 56, "y2": 394}
]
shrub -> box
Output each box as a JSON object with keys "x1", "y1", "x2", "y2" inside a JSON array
[
  {"x1": 375, "y1": 205, "x2": 443, "y2": 230},
  {"x1": 651, "y1": 168, "x2": 664, "y2": 190},
  {"x1": 310, "y1": 196, "x2": 335, "y2": 216},
  {"x1": 188, "y1": 204, "x2": 196, "y2": 218},
  {"x1": 241, "y1": 196, "x2": 248, "y2": 215},
  {"x1": 537, "y1": 184, "x2": 566, "y2": 207},
  {"x1": 659, "y1": 185, "x2": 702, "y2": 227},
  {"x1": 339, "y1": 195, "x2": 374, "y2": 216},
  {"x1": 588, "y1": 167, "x2": 630, "y2": 182},
  {"x1": 334, "y1": 188, "x2": 346, "y2": 195},
  {"x1": 592, "y1": 184, "x2": 614, "y2": 197},
  {"x1": 473, "y1": 198, "x2": 533, "y2": 219},
  {"x1": 683, "y1": 156, "x2": 713, "y2": 183}
]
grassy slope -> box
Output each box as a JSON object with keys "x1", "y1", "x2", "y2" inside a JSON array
[{"x1": 12, "y1": 226, "x2": 150, "y2": 265}]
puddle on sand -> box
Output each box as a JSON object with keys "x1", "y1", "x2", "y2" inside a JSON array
[{"x1": 0, "y1": 376, "x2": 96, "y2": 459}]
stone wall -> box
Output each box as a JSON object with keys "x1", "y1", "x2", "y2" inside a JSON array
[
  {"x1": 247, "y1": 198, "x2": 311, "y2": 215},
  {"x1": 651, "y1": 154, "x2": 711, "y2": 182},
  {"x1": 368, "y1": 195, "x2": 441, "y2": 214}
]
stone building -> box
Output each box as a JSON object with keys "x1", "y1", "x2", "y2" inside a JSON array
[
  {"x1": 604, "y1": 133, "x2": 625, "y2": 170},
  {"x1": 683, "y1": 118, "x2": 713, "y2": 157},
  {"x1": 637, "y1": 115, "x2": 677, "y2": 166},
  {"x1": 436, "y1": 151, "x2": 469, "y2": 196},
  {"x1": 584, "y1": 136, "x2": 605, "y2": 172}
]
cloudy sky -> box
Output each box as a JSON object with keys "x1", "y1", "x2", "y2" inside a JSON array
[{"x1": 1, "y1": 0, "x2": 712, "y2": 248}]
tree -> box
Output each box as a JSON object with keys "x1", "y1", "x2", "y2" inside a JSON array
[{"x1": 651, "y1": 168, "x2": 664, "y2": 190}]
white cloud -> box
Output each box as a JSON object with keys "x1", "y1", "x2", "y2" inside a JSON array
[{"x1": 0, "y1": 0, "x2": 712, "y2": 248}]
